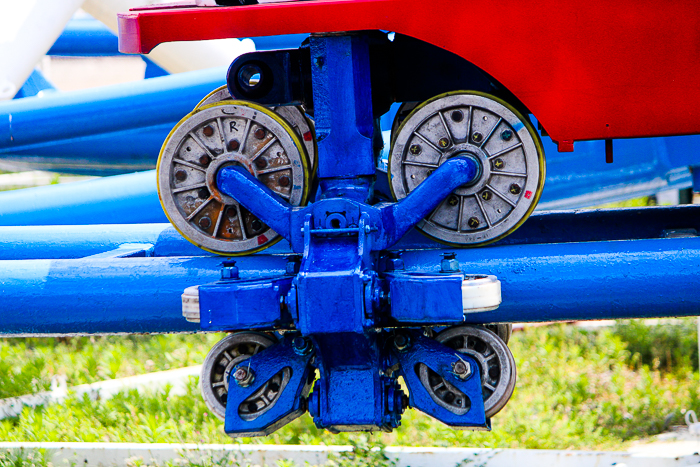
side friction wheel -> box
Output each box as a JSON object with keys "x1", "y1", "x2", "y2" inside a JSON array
[
  {"x1": 157, "y1": 100, "x2": 311, "y2": 255},
  {"x1": 201, "y1": 332, "x2": 276, "y2": 420},
  {"x1": 418, "y1": 325, "x2": 516, "y2": 418},
  {"x1": 389, "y1": 91, "x2": 545, "y2": 246}
]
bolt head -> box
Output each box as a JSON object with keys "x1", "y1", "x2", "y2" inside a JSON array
[
  {"x1": 509, "y1": 183, "x2": 522, "y2": 195},
  {"x1": 292, "y1": 336, "x2": 312, "y2": 355},
  {"x1": 279, "y1": 176, "x2": 290, "y2": 187},
  {"x1": 409, "y1": 144, "x2": 422, "y2": 155},
  {"x1": 493, "y1": 158, "x2": 505, "y2": 170},
  {"x1": 198, "y1": 216, "x2": 212, "y2": 229},
  {"x1": 468, "y1": 217, "x2": 480, "y2": 229},
  {"x1": 481, "y1": 190, "x2": 493, "y2": 201},
  {"x1": 175, "y1": 170, "x2": 187, "y2": 181},
  {"x1": 451, "y1": 110, "x2": 464, "y2": 122},
  {"x1": 234, "y1": 368, "x2": 248, "y2": 381},
  {"x1": 202, "y1": 125, "x2": 214, "y2": 137},
  {"x1": 448, "y1": 195, "x2": 459, "y2": 206},
  {"x1": 501, "y1": 129, "x2": 514, "y2": 141},
  {"x1": 228, "y1": 139, "x2": 240, "y2": 151},
  {"x1": 438, "y1": 137, "x2": 450, "y2": 148},
  {"x1": 394, "y1": 334, "x2": 410, "y2": 351},
  {"x1": 251, "y1": 219, "x2": 263, "y2": 231},
  {"x1": 198, "y1": 188, "x2": 209, "y2": 200},
  {"x1": 441, "y1": 253, "x2": 460, "y2": 273},
  {"x1": 199, "y1": 155, "x2": 211, "y2": 166},
  {"x1": 472, "y1": 132, "x2": 483, "y2": 143},
  {"x1": 254, "y1": 128, "x2": 266, "y2": 140},
  {"x1": 255, "y1": 158, "x2": 268, "y2": 169},
  {"x1": 453, "y1": 360, "x2": 471, "y2": 379}
]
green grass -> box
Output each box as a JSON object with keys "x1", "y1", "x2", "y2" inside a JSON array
[{"x1": 1, "y1": 322, "x2": 699, "y2": 451}]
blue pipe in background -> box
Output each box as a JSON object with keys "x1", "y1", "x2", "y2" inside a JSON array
[
  {"x1": 0, "y1": 171, "x2": 166, "y2": 226},
  {"x1": 0, "y1": 67, "x2": 227, "y2": 175},
  {"x1": 13, "y1": 69, "x2": 57, "y2": 99}
]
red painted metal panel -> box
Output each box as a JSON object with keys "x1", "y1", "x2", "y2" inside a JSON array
[{"x1": 117, "y1": 0, "x2": 700, "y2": 147}]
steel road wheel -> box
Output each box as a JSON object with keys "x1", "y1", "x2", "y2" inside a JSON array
[
  {"x1": 201, "y1": 332, "x2": 276, "y2": 420},
  {"x1": 389, "y1": 91, "x2": 545, "y2": 246},
  {"x1": 195, "y1": 85, "x2": 317, "y2": 171},
  {"x1": 157, "y1": 100, "x2": 311, "y2": 255}
]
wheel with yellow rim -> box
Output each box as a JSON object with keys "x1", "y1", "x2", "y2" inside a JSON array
[
  {"x1": 195, "y1": 85, "x2": 317, "y2": 171},
  {"x1": 388, "y1": 91, "x2": 545, "y2": 247},
  {"x1": 157, "y1": 100, "x2": 311, "y2": 255}
]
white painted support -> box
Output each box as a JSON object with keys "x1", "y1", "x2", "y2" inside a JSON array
[
  {"x1": 0, "y1": 366, "x2": 201, "y2": 420},
  {"x1": 0, "y1": 443, "x2": 698, "y2": 467},
  {"x1": 81, "y1": 0, "x2": 256, "y2": 73},
  {"x1": 0, "y1": 0, "x2": 85, "y2": 100}
]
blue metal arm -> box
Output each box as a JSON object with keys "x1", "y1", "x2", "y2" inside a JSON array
[
  {"x1": 216, "y1": 165, "x2": 293, "y2": 240},
  {"x1": 379, "y1": 156, "x2": 480, "y2": 249}
]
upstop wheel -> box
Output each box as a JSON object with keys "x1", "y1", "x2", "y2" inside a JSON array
[{"x1": 389, "y1": 91, "x2": 545, "y2": 246}]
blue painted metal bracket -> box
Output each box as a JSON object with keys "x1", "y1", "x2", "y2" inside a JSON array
[
  {"x1": 383, "y1": 272, "x2": 465, "y2": 325},
  {"x1": 216, "y1": 155, "x2": 479, "y2": 252},
  {"x1": 393, "y1": 332, "x2": 488, "y2": 429},
  {"x1": 199, "y1": 275, "x2": 293, "y2": 331},
  {"x1": 224, "y1": 336, "x2": 314, "y2": 437},
  {"x1": 309, "y1": 333, "x2": 406, "y2": 432}
]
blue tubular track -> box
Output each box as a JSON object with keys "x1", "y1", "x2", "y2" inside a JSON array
[{"x1": 1, "y1": 205, "x2": 700, "y2": 335}]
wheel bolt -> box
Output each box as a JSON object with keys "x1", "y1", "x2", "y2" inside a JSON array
[
  {"x1": 451, "y1": 110, "x2": 464, "y2": 122},
  {"x1": 254, "y1": 128, "x2": 266, "y2": 140},
  {"x1": 199, "y1": 155, "x2": 211, "y2": 166},
  {"x1": 198, "y1": 188, "x2": 210, "y2": 199},
  {"x1": 493, "y1": 158, "x2": 505, "y2": 170},
  {"x1": 438, "y1": 137, "x2": 450, "y2": 148},
  {"x1": 198, "y1": 217, "x2": 211, "y2": 229},
  {"x1": 453, "y1": 360, "x2": 471, "y2": 380},
  {"x1": 233, "y1": 367, "x2": 254, "y2": 387},
  {"x1": 481, "y1": 190, "x2": 493, "y2": 201},
  {"x1": 501, "y1": 129, "x2": 514, "y2": 141},
  {"x1": 509, "y1": 183, "x2": 522, "y2": 195},
  {"x1": 251, "y1": 219, "x2": 263, "y2": 231},
  {"x1": 394, "y1": 334, "x2": 410, "y2": 351},
  {"x1": 226, "y1": 207, "x2": 237, "y2": 218},
  {"x1": 472, "y1": 132, "x2": 483, "y2": 143},
  {"x1": 409, "y1": 144, "x2": 422, "y2": 155},
  {"x1": 292, "y1": 336, "x2": 312, "y2": 355},
  {"x1": 448, "y1": 195, "x2": 459, "y2": 206},
  {"x1": 255, "y1": 158, "x2": 268, "y2": 169},
  {"x1": 228, "y1": 139, "x2": 240, "y2": 151},
  {"x1": 175, "y1": 170, "x2": 187, "y2": 181},
  {"x1": 468, "y1": 217, "x2": 480, "y2": 228},
  {"x1": 279, "y1": 176, "x2": 290, "y2": 187},
  {"x1": 202, "y1": 125, "x2": 214, "y2": 137}
]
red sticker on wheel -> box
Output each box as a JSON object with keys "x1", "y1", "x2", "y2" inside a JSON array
[
  {"x1": 257, "y1": 235, "x2": 268, "y2": 245},
  {"x1": 303, "y1": 131, "x2": 313, "y2": 141},
  {"x1": 524, "y1": 190, "x2": 533, "y2": 199}
]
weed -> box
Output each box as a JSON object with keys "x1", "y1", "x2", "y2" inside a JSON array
[{"x1": 1, "y1": 324, "x2": 699, "y2": 451}]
